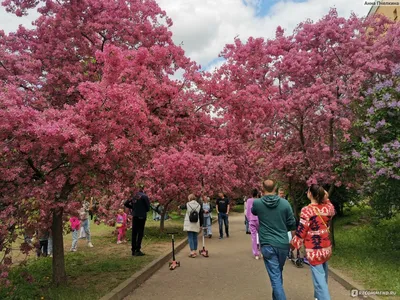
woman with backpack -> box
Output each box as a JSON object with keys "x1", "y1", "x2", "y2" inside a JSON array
[
  {"x1": 291, "y1": 184, "x2": 336, "y2": 300},
  {"x1": 183, "y1": 194, "x2": 203, "y2": 258}
]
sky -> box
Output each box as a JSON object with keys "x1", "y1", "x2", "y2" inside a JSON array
[{"x1": 0, "y1": 0, "x2": 372, "y2": 71}]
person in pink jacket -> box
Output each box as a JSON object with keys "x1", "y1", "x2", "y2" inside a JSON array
[
  {"x1": 246, "y1": 188, "x2": 260, "y2": 259},
  {"x1": 116, "y1": 208, "x2": 128, "y2": 244},
  {"x1": 70, "y1": 214, "x2": 81, "y2": 252}
]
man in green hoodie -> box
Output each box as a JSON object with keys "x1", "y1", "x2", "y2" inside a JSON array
[{"x1": 252, "y1": 179, "x2": 296, "y2": 300}]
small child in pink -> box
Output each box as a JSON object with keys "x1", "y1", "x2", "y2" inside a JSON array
[
  {"x1": 70, "y1": 215, "x2": 81, "y2": 252},
  {"x1": 246, "y1": 189, "x2": 260, "y2": 259},
  {"x1": 116, "y1": 208, "x2": 127, "y2": 244}
]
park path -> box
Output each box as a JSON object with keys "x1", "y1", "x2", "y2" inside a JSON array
[{"x1": 125, "y1": 214, "x2": 354, "y2": 300}]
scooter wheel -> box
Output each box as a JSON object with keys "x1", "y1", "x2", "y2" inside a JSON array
[
  {"x1": 177, "y1": 261, "x2": 180, "y2": 266},
  {"x1": 205, "y1": 250, "x2": 209, "y2": 256}
]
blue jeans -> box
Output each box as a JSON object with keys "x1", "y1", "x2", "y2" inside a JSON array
[
  {"x1": 261, "y1": 245, "x2": 288, "y2": 300},
  {"x1": 218, "y1": 213, "x2": 229, "y2": 238},
  {"x1": 245, "y1": 216, "x2": 249, "y2": 232},
  {"x1": 71, "y1": 230, "x2": 79, "y2": 250},
  {"x1": 203, "y1": 215, "x2": 212, "y2": 235},
  {"x1": 47, "y1": 236, "x2": 53, "y2": 255},
  {"x1": 81, "y1": 219, "x2": 91, "y2": 242},
  {"x1": 311, "y1": 262, "x2": 331, "y2": 300},
  {"x1": 187, "y1": 231, "x2": 198, "y2": 251}
]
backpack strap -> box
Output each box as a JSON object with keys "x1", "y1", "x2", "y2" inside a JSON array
[{"x1": 310, "y1": 205, "x2": 330, "y2": 234}]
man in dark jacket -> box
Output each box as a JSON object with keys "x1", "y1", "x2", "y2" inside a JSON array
[
  {"x1": 124, "y1": 188, "x2": 150, "y2": 256},
  {"x1": 252, "y1": 179, "x2": 296, "y2": 300}
]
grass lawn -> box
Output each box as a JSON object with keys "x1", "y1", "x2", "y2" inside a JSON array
[
  {"x1": 330, "y1": 206, "x2": 400, "y2": 296},
  {"x1": 231, "y1": 204, "x2": 244, "y2": 213},
  {"x1": 0, "y1": 211, "x2": 185, "y2": 300}
]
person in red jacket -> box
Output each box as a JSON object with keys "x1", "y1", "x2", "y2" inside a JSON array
[{"x1": 291, "y1": 184, "x2": 335, "y2": 300}]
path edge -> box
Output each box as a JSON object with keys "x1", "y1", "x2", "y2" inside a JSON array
[
  {"x1": 99, "y1": 236, "x2": 188, "y2": 300},
  {"x1": 99, "y1": 218, "x2": 217, "y2": 300},
  {"x1": 328, "y1": 266, "x2": 380, "y2": 300}
]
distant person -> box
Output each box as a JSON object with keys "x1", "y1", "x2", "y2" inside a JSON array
[
  {"x1": 116, "y1": 208, "x2": 128, "y2": 244},
  {"x1": 278, "y1": 187, "x2": 293, "y2": 257},
  {"x1": 36, "y1": 229, "x2": 49, "y2": 257},
  {"x1": 216, "y1": 192, "x2": 230, "y2": 239},
  {"x1": 244, "y1": 196, "x2": 250, "y2": 234},
  {"x1": 252, "y1": 179, "x2": 296, "y2": 300},
  {"x1": 79, "y1": 203, "x2": 94, "y2": 248},
  {"x1": 291, "y1": 185, "x2": 335, "y2": 300},
  {"x1": 124, "y1": 187, "x2": 150, "y2": 256},
  {"x1": 246, "y1": 188, "x2": 260, "y2": 259},
  {"x1": 70, "y1": 213, "x2": 80, "y2": 252},
  {"x1": 183, "y1": 194, "x2": 203, "y2": 257},
  {"x1": 201, "y1": 196, "x2": 213, "y2": 238}
]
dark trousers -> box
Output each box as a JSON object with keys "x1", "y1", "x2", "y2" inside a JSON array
[
  {"x1": 37, "y1": 240, "x2": 48, "y2": 257},
  {"x1": 218, "y1": 213, "x2": 229, "y2": 238},
  {"x1": 131, "y1": 217, "x2": 146, "y2": 253}
]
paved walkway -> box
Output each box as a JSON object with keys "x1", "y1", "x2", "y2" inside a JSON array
[{"x1": 125, "y1": 214, "x2": 354, "y2": 300}]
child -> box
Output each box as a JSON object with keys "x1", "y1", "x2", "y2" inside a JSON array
[
  {"x1": 36, "y1": 229, "x2": 49, "y2": 257},
  {"x1": 70, "y1": 213, "x2": 80, "y2": 252},
  {"x1": 116, "y1": 208, "x2": 127, "y2": 244}
]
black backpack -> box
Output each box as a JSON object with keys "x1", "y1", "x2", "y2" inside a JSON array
[{"x1": 188, "y1": 203, "x2": 199, "y2": 223}]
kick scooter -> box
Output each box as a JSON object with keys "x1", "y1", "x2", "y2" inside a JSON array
[
  {"x1": 168, "y1": 232, "x2": 180, "y2": 270},
  {"x1": 199, "y1": 216, "x2": 209, "y2": 257}
]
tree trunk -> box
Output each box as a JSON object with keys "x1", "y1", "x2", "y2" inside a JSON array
[
  {"x1": 52, "y1": 207, "x2": 67, "y2": 286},
  {"x1": 160, "y1": 212, "x2": 165, "y2": 232},
  {"x1": 159, "y1": 202, "x2": 170, "y2": 232}
]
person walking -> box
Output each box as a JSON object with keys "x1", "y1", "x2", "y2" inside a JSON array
[
  {"x1": 216, "y1": 192, "x2": 230, "y2": 239},
  {"x1": 79, "y1": 203, "x2": 94, "y2": 248},
  {"x1": 252, "y1": 179, "x2": 297, "y2": 300},
  {"x1": 246, "y1": 188, "x2": 260, "y2": 259},
  {"x1": 124, "y1": 187, "x2": 150, "y2": 256},
  {"x1": 244, "y1": 196, "x2": 250, "y2": 234},
  {"x1": 291, "y1": 184, "x2": 335, "y2": 300},
  {"x1": 183, "y1": 194, "x2": 203, "y2": 257},
  {"x1": 70, "y1": 213, "x2": 80, "y2": 252},
  {"x1": 201, "y1": 196, "x2": 213, "y2": 238}
]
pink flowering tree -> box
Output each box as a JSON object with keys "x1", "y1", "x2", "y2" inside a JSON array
[
  {"x1": 143, "y1": 144, "x2": 242, "y2": 231},
  {"x1": 0, "y1": 0, "x2": 198, "y2": 285},
  {"x1": 208, "y1": 10, "x2": 400, "y2": 216}
]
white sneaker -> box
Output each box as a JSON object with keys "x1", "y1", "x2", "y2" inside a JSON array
[
  {"x1": 117, "y1": 241, "x2": 122, "y2": 244},
  {"x1": 255, "y1": 256, "x2": 260, "y2": 260},
  {"x1": 87, "y1": 242, "x2": 94, "y2": 248},
  {"x1": 70, "y1": 248, "x2": 77, "y2": 252}
]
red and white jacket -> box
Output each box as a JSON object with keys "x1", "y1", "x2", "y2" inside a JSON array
[{"x1": 291, "y1": 200, "x2": 336, "y2": 266}]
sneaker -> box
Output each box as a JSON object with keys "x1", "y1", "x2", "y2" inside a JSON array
[
  {"x1": 219, "y1": 236, "x2": 223, "y2": 239},
  {"x1": 70, "y1": 248, "x2": 77, "y2": 252},
  {"x1": 117, "y1": 241, "x2": 122, "y2": 244},
  {"x1": 226, "y1": 234, "x2": 230, "y2": 238},
  {"x1": 87, "y1": 242, "x2": 94, "y2": 248},
  {"x1": 255, "y1": 256, "x2": 260, "y2": 260},
  {"x1": 208, "y1": 234, "x2": 212, "y2": 239},
  {"x1": 135, "y1": 251, "x2": 145, "y2": 256}
]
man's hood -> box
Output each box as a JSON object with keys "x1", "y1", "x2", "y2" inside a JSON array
[{"x1": 260, "y1": 195, "x2": 281, "y2": 208}]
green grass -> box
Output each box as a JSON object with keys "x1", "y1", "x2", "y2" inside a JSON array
[
  {"x1": 330, "y1": 206, "x2": 400, "y2": 295},
  {"x1": 1, "y1": 211, "x2": 185, "y2": 300},
  {"x1": 231, "y1": 204, "x2": 244, "y2": 213}
]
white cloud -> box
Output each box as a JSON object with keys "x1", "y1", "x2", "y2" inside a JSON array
[
  {"x1": 157, "y1": 0, "x2": 370, "y2": 66},
  {"x1": 0, "y1": 0, "x2": 371, "y2": 68}
]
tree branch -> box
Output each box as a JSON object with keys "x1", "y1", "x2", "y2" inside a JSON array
[
  {"x1": 81, "y1": 32, "x2": 95, "y2": 46},
  {"x1": 27, "y1": 158, "x2": 45, "y2": 180}
]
